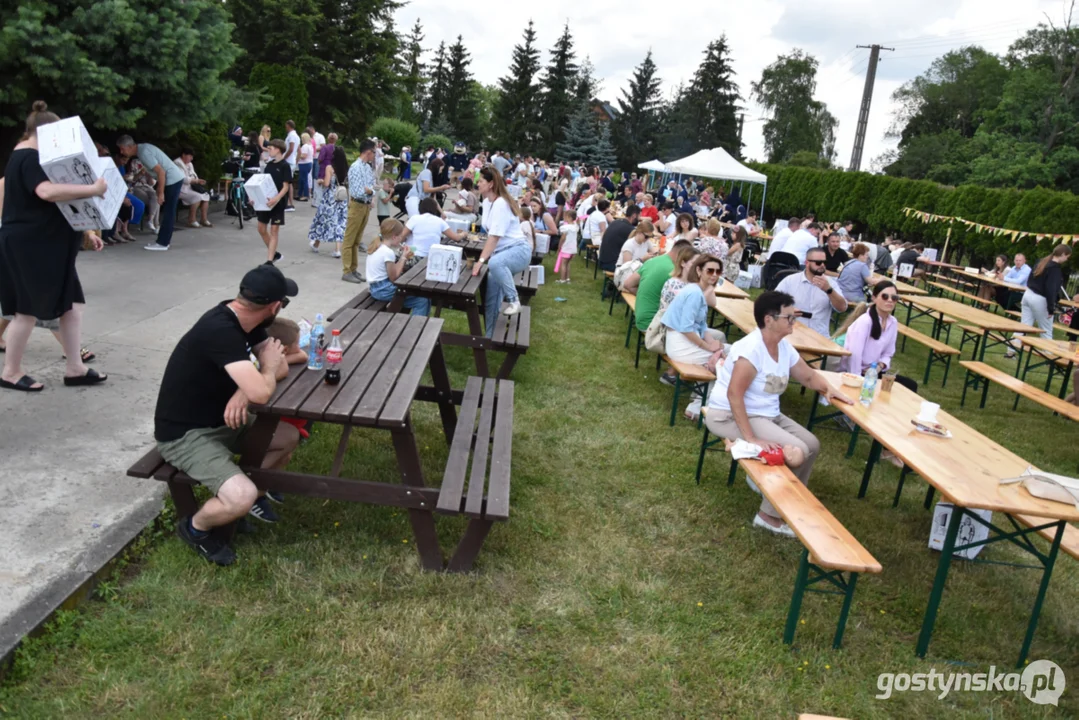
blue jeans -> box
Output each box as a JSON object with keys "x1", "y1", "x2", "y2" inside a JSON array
[
  {"x1": 369, "y1": 279, "x2": 430, "y2": 316},
  {"x1": 126, "y1": 193, "x2": 145, "y2": 225},
  {"x1": 156, "y1": 180, "x2": 183, "y2": 247},
  {"x1": 484, "y1": 241, "x2": 532, "y2": 337},
  {"x1": 297, "y1": 163, "x2": 312, "y2": 198}
]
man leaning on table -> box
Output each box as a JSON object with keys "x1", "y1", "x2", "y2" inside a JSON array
[
  {"x1": 775, "y1": 246, "x2": 848, "y2": 338},
  {"x1": 996, "y1": 253, "x2": 1031, "y2": 309}
]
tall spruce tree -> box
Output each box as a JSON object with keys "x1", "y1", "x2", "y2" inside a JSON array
[
  {"x1": 424, "y1": 41, "x2": 449, "y2": 130},
  {"x1": 574, "y1": 57, "x2": 600, "y2": 105},
  {"x1": 594, "y1": 122, "x2": 618, "y2": 170},
  {"x1": 556, "y1": 103, "x2": 600, "y2": 165},
  {"x1": 493, "y1": 20, "x2": 542, "y2": 152},
  {"x1": 685, "y1": 37, "x2": 742, "y2": 155},
  {"x1": 539, "y1": 24, "x2": 579, "y2": 158},
  {"x1": 445, "y1": 35, "x2": 482, "y2": 146},
  {"x1": 400, "y1": 20, "x2": 426, "y2": 124},
  {"x1": 612, "y1": 50, "x2": 663, "y2": 169}
]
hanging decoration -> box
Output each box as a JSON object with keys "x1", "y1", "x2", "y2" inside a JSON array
[{"x1": 901, "y1": 208, "x2": 1075, "y2": 245}]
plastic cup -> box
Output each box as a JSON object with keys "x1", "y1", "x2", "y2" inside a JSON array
[{"x1": 880, "y1": 374, "x2": 896, "y2": 393}]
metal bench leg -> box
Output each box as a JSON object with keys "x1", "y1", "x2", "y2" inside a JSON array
[
  {"x1": 625, "y1": 311, "x2": 634, "y2": 349},
  {"x1": 923, "y1": 350, "x2": 932, "y2": 386},
  {"x1": 727, "y1": 456, "x2": 738, "y2": 487},
  {"x1": 609, "y1": 287, "x2": 617, "y2": 315},
  {"x1": 893, "y1": 464, "x2": 912, "y2": 508},
  {"x1": 980, "y1": 377, "x2": 991, "y2": 409},
  {"x1": 916, "y1": 505, "x2": 963, "y2": 658},
  {"x1": 696, "y1": 425, "x2": 710, "y2": 484},
  {"x1": 783, "y1": 549, "x2": 811, "y2": 645},
  {"x1": 669, "y1": 376, "x2": 682, "y2": 427},
  {"x1": 833, "y1": 572, "x2": 860, "y2": 649},
  {"x1": 961, "y1": 370, "x2": 971, "y2": 406},
  {"x1": 845, "y1": 425, "x2": 861, "y2": 458},
  {"x1": 924, "y1": 485, "x2": 935, "y2": 509},
  {"x1": 635, "y1": 331, "x2": 643, "y2": 368},
  {"x1": 942, "y1": 355, "x2": 951, "y2": 387},
  {"x1": 858, "y1": 439, "x2": 882, "y2": 499},
  {"x1": 1017, "y1": 520, "x2": 1066, "y2": 667}
]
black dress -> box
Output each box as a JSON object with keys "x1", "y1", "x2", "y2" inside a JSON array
[{"x1": 0, "y1": 148, "x2": 85, "y2": 320}]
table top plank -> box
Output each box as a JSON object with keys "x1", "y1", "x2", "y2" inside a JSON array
[
  {"x1": 1020, "y1": 336, "x2": 1079, "y2": 363},
  {"x1": 819, "y1": 371, "x2": 1079, "y2": 520},
  {"x1": 464, "y1": 377, "x2": 499, "y2": 518},
  {"x1": 954, "y1": 268, "x2": 1027, "y2": 292},
  {"x1": 715, "y1": 298, "x2": 849, "y2": 357},
  {"x1": 908, "y1": 295, "x2": 1042, "y2": 335},
  {"x1": 352, "y1": 315, "x2": 429, "y2": 425},
  {"x1": 397, "y1": 258, "x2": 487, "y2": 298},
  {"x1": 261, "y1": 308, "x2": 366, "y2": 413},
  {"x1": 714, "y1": 280, "x2": 750, "y2": 300},
  {"x1": 322, "y1": 313, "x2": 412, "y2": 424},
  {"x1": 379, "y1": 319, "x2": 447, "y2": 426}
]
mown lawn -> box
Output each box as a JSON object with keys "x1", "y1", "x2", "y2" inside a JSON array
[{"x1": 1, "y1": 258, "x2": 1077, "y2": 718}]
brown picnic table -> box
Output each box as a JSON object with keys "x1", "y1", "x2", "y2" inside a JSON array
[
  {"x1": 128, "y1": 308, "x2": 516, "y2": 572},
  {"x1": 388, "y1": 258, "x2": 531, "y2": 379}
]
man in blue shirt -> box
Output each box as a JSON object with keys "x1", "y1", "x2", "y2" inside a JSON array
[{"x1": 997, "y1": 253, "x2": 1031, "y2": 309}]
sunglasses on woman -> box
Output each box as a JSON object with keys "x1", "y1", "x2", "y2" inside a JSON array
[
  {"x1": 879, "y1": 293, "x2": 898, "y2": 301},
  {"x1": 702, "y1": 267, "x2": 720, "y2": 275}
]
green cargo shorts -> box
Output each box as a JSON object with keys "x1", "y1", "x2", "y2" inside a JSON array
[{"x1": 157, "y1": 418, "x2": 255, "y2": 495}]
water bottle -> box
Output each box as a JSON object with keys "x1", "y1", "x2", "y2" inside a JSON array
[
  {"x1": 307, "y1": 313, "x2": 325, "y2": 370},
  {"x1": 325, "y1": 329, "x2": 343, "y2": 385},
  {"x1": 860, "y1": 362, "x2": 879, "y2": 407}
]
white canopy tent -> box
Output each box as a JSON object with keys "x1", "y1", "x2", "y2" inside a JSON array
[
  {"x1": 637, "y1": 159, "x2": 666, "y2": 172},
  {"x1": 662, "y1": 147, "x2": 768, "y2": 219}
]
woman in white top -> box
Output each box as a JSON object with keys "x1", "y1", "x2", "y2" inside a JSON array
[
  {"x1": 616, "y1": 220, "x2": 656, "y2": 269},
  {"x1": 401, "y1": 197, "x2": 466, "y2": 258},
  {"x1": 584, "y1": 198, "x2": 610, "y2": 247},
  {"x1": 674, "y1": 212, "x2": 699, "y2": 242},
  {"x1": 296, "y1": 133, "x2": 314, "y2": 201},
  {"x1": 406, "y1": 157, "x2": 450, "y2": 216},
  {"x1": 704, "y1": 290, "x2": 850, "y2": 537},
  {"x1": 473, "y1": 165, "x2": 533, "y2": 336},
  {"x1": 173, "y1": 147, "x2": 212, "y2": 228}
]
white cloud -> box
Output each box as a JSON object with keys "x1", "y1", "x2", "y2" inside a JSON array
[{"x1": 394, "y1": 0, "x2": 1067, "y2": 168}]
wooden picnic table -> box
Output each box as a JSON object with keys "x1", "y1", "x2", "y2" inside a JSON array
[
  {"x1": 918, "y1": 258, "x2": 963, "y2": 271},
  {"x1": 953, "y1": 268, "x2": 1028, "y2": 294},
  {"x1": 713, "y1": 297, "x2": 850, "y2": 368},
  {"x1": 1017, "y1": 336, "x2": 1079, "y2": 398},
  {"x1": 460, "y1": 236, "x2": 544, "y2": 267},
  {"x1": 810, "y1": 371, "x2": 1079, "y2": 666},
  {"x1": 714, "y1": 279, "x2": 750, "y2": 300},
  {"x1": 904, "y1": 295, "x2": 1042, "y2": 363}
]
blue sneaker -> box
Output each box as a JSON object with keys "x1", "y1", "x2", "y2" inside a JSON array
[{"x1": 248, "y1": 496, "x2": 280, "y2": 523}]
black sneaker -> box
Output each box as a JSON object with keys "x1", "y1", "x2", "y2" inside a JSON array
[
  {"x1": 273, "y1": 251, "x2": 283, "y2": 263},
  {"x1": 659, "y1": 373, "x2": 677, "y2": 387},
  {"x1": 248, "y1": 496, "x2": 280, "y2": 523},
  {"x1": 177, "y1": 518, "x2": 236, "y2": 566},
  {"x1": 266, "y1": 491, "x2": 285, "y2": 504}
]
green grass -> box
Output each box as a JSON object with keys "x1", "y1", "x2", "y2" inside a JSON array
[{"x1": 2, "y1": 260, "x2": 1078, "y2": 718}]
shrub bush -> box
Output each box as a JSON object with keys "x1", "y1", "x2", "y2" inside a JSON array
[
  {"x1": 172, "y1": 121, "x2": 230, "y2": 186},
  {"x1": 421, "y1": 133, "x2": 454, "y2": 153},
  {"x1": 368, "y1": 117, "x2": 420, "y2": 157},
  {"x1": 243, "y1": 63, "x2": 309, "y2": 140}
]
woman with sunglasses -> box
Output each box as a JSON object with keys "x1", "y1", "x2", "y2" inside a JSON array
[{"x1": 661, "y1": 254, "x2": 726, "y2": 420}]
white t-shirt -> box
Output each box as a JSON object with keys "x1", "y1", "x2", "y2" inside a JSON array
[
  {"x1": 708, "y1": 329, "x2": 800, "y2": 418},
  {"x1": 785, "y1": 229, "x2": 820, "y2": 265},
  {"x1": 285, "y1": 130, "x2": 301, "y2": 168},
  {"x1": 576, "y1": 194, "x2": 595, "y2": 217},
  {"x1": 365, "y1": 244, "x2": 396, "y2": 284},
  {"x1": 768, "y1": 227, "x2": 794, "y2": 257},
  {"x1": 558, "y1": 222, "x2": 579, "y2": 255},
  {"x1": 737, "y1": 219, "x2": 757, "y2": 234},
  {"x1": 585, "y1": 210, "x2": 607, "y2": 242},
  {"x1": 298, "y1": 143, "x2": 313, "y2": 163},
  {"x1": 521, "y1": 221, "x2": 534, "y2": 248},
  {"x1": 406, "y1": 214, "x2": 450, "y2": 257},
  {"x1": 312, "y1": 132, "x2": 326, "y2": 154},
  {"x1": 662, "y1": 214, "x2": 678, "y2": 238},
  {"x1": 483, "y1": 196, "x2": 527, "y2": 250},
  {"x1": 619, "y1": 238, "x2": 651, "y2": 267}
]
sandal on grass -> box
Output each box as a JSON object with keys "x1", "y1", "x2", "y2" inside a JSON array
[
  {"x1": 63, "y1": 368, "x2": 107, "y2": 387},
  {"x1": 1, "y1": 375, "x2": 43, "y2": 392}
]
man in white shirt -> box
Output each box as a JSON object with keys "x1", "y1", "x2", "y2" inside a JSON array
[
  {"x1": 785, "y1": 222, "x2": 822, "y2": 265},
  {"x1": 284, "y1": 120, "x2": 300, "y2": 211},
  {"x1": 767, "y1": 217, "x2": 800, "y2": 258},
  {"x1": 775, "y1": 246, "x2": 848, "y2": 338},
  {"x1": 736, "y1": 209, "x2": 762, "y2": 237}
]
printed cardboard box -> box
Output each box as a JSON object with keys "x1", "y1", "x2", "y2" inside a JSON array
[
  {"x1": 37, "y1": 116, "x2": 126, "y2": 230},
  {"x1": 426, "y1": 244, "x2": 463, "y2": 284}
]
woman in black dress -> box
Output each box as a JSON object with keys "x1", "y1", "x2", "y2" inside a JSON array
[{"x1": 0, "y1": 101, "x2": 108, "y2": 392}]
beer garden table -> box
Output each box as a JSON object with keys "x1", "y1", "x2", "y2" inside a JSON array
[
  {"x1": 903, "y1": 295, "x2": 1042, "y2": 363},
  {"x1": 713, "y1": 297, "x2": 851, "y2": 369},
  {"x1": 809, "y1": 371, "x2": 1079, "y2": 666},
  {"x1": 1017, "y1": 336, "x2": 1079, "y2": 399}
]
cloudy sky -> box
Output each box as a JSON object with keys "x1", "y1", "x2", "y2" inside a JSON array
[{"x1": 394, "y1": 0, "x2": 1069, "y2": 168}]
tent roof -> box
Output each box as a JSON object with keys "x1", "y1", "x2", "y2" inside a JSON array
[
  {"x1": 637, "y1": 159, "x2": 666, "y2": 171},
  {"x1": 663, "y1": 148, "x2": 766, "y2": 184}
]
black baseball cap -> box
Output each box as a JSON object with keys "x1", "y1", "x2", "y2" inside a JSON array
[{"x1": 240, "y1": 264, "x2": 298, "y2": 304}]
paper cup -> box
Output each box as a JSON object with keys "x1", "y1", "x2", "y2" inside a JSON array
[{"x1": 917, "y1": 401, "x2": 940, "y2": 423}]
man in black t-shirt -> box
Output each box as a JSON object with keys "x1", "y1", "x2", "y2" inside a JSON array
[
  {"x1": 599, "y1": 205, "x2": 641, "y2": 297},
  {"x1": 155, "y1": 265, "x2": 300, "y2": 566},
  {"x1": 896, "y1": 243, "x2": 926, "y2": 283},
  {"x1": 255, "y1": 139, "x2": 292, "y2": 264},
  {"x1": 822, "y1": 232, "x2": 850, "y2": 272}
]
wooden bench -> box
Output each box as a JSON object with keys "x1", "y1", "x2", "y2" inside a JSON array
[
  {"x1": 927, "y1": 273, "x2": 976, "y2": 293},
  {"x1": 896, "y1": 323, "x2": 960, "y2": 386},
  {"x1": 326, "y1": 287, "x2": 388, "y2": 322},
  {"x1": 958, "y1": 325, "x2": 986, "y2": 358},
  {"x1": 959, "y1": 361, "x2": 1079, "y2": 421},
  {"x1": 927, "y1": 281, "x2": 996, "y2": 310},
  {"x1": 694, "y1": 432, "x2": 881, "y2": 649},
  {"x1": 436, "y1": 376, "x2": 515, "y2": 571},
  {"x1": 512, "y1": 266, "x2": 541, "y2": 306},
  {"x1": 661, "y1": 355, "x2": 715, "y2": 426},
  {"x1": 488, "y1": 306, "x2": 531, "y2": 379}
]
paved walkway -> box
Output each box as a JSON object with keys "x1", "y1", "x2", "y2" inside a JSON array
[{"x1": 0, "y1": 202, "x2": 379, "y2": 657}]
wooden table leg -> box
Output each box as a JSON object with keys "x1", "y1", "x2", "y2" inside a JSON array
[
  {"x1": 447, "y1": 518, "x2": 495, "y2": 572},
  {"x1": 466, "y1": 301, "x2": 490, "y2": 377},
  {"x1": 167, "y1": 481, "x2": 199, "y2": 518},
  {"x1": 390, "y1": 423, "x2": 443, "y2": 571},
  {"x1": 428, "y1": 340, "x2": 458, "y2": 443},
  {"x1": 238, "y1": 413, "x2": 280, "y2": 468}
]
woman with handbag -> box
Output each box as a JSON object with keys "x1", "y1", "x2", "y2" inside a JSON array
[
  {"x1": 174, "y1": 147, "x2": 212, "y2": 228},
  {"x1": 308, "y1": 147, "x2": 350, "y2": 259}
]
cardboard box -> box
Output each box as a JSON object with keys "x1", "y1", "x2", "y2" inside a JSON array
[
  {"x1": 928, "y1": 503, "x2": 992, "y2": 560},
  {"x1": 244, "y1": 173, "x2": 278, "y2": 211},
  {"x1": 426, "y1": 244, "x2": 463, "y2": 284},
  {"x1": 530, "y1": 264, "x2": 545, "y2": 285},
  {"x1": 534, "y1": 233, "x2": 550, "y2": 255},
  {"x1": 36, "y1": 116, "x2": 126, "y2": 231}
]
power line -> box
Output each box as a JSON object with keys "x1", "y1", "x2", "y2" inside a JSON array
[{"x1": 879, "y1": 19, "x2": 1027, "y2": 46}]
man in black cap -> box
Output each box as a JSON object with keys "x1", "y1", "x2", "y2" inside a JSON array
[{"x1": 154, "y1": 265, "x2": 301, "y2": 565}]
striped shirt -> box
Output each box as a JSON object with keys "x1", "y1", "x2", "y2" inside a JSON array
[{"x1": 347, "y1": 158, "x2": 376, "y2": 202}]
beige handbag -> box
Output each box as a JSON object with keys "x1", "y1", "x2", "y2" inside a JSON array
[
  {"x1": 644, "y1": 308, "x2": 667, "y2": 353},
  {"x1": 334, "y1": 184, "x2": 349, "y2": 203},
  {"x1": 1000, "y1": 467, "x2": 1079, "y2": 509}
]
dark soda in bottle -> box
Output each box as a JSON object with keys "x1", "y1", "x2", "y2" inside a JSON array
[{"x1": 325, "y1": 329, "x2": 343, "y2": 385}]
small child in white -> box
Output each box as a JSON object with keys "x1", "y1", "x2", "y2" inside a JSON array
[
  {"x1": 365, "y1": 218, "x2": 430, "y2": 316},
  {"x1": 555, "y1": 207, "x2": 578, "y2": 283}
]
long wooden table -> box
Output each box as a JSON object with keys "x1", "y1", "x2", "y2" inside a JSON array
[
  {"x1": 1017, "y1": 336, "x2": 1079, "y2": 398},
  {"x1": 953, "y1": 268, "x2": 1027, "y2": 294},
  {"x1": 809, "y1": 371, "x2": 1079, "y2": 666},
  {"x1": 713, "y1": 298, "x2": 850, "y2": 367},
  {"x1": 904, "y1": 295, "x2": 1042, "y2": 362},
  {"x1": 715, "y1": 279, "x2": 750, "y2": 300},
  {"x1": 869, "y1": 273, "x2": 927, "y2": 296}
]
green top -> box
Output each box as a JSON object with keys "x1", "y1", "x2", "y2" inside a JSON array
[{"x1": 634, "y1": 254, "x2": 675, "y2": 331}]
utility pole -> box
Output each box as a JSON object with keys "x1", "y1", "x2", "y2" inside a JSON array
[
  {"x1": 737, "y1": 113, "x2": 745, "y2": 152},
  {"x1": 848, "y1": 44, "x2": 893, "y2": 172}
]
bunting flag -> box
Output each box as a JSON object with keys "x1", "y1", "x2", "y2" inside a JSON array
[{"x1": 901, "y1": 207, "x2": 1075, "y2": 245}]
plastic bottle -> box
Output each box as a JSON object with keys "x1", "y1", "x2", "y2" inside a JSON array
[
  {"x1": 307, "y1": 313, "x2": 325, "y2": 370},
  {"x1": 325, "y1": 329, "x2": 343, "y2": 385},
  {"x1": 860, "y1": 362, "x2": 878, "y2": 407}
]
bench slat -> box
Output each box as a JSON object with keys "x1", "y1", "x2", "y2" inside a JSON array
[
  {"x1": 516, "y1": 305, "x2": 531, "y2": 350},
  {"x1": 352, "y1": 315, "x2": 427, "y2": 424},
  {"x1": 465, "y1": 378, "x2": 498, "y2": 518},
  {"x1": 485, "y1": 380, "x2": 515, "y2": 520},
  {"x1": 960, "y1": 361, "x2": 1079, "y2": 421},
  {"x1": 437, "y1": 377, "x2": 484, "y2": 514},
  {"x1": 1015, "y1": 515, "x2": 1079, "y2": 561},
  {"x1": 741, "y1": 460, "x2": 882, "y2": 574},
  {"x1": 664, "y1": 356, "x2": 716, "y2": 383},
  {"x1": 127, "y1": 448, "x2": 166, "y2": 478},
  {"x1": 621, "y1": 291, "x2": 636, "y2": 312},
  {"x1": 896, "y1": 323, "x2": 959, "y2": 355}
]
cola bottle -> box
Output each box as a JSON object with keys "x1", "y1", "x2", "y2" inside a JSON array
[{"x1": 325, "y1": 329, "x2": 343, "y2": 385}]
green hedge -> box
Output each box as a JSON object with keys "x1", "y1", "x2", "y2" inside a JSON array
[
  {"x1": 173, "y1": 121, "x2": 230, "y2": 186},
  {"x1": 745, "y1": 163, "x2": 1079, "y2": 262},
  {"x1": 368, "y1": 117, "x2": 420, "y2": 158},
  {"x1": 243, "y1": 63, "x2": 309, "y2": 141}
]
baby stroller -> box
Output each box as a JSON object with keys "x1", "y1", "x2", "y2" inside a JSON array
[
  {"x1": 392, "y1": 181, "x2": 412, "y2": 219},
  {"x1": 764, "y1": 251, "x2": 800, "y2": 291}
]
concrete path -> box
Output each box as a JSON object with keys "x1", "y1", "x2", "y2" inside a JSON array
[{"x1": 0, "y1": 202, "x2": 378, "y2": 658}]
